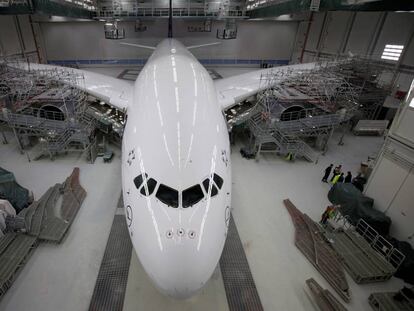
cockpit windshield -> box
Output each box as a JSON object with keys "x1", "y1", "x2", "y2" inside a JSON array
[
  {"x1": 213, "y1": 173, "x2": 223, "y2": 189},
  {"x1": 140, "y1": 178, "x2": 157, "y2": 196},
  {"x1": 133, "y1": 172, "x2": 224, "y2": 208},
  {"x1": 182, "y1": 184, "x2": 204, "y2": 208},
  {"x1": 202, "y1": 178, "x2": 218, "y2": 197},
  {"x1": 134, "y1": 173, "x2": 157, "y2": 196},
  {"x1": 156, "y1": 184, "x2": 179, "y2": 208},
  {"x1": 134, "y1": 173, "x2": 147, "y2": 189}
]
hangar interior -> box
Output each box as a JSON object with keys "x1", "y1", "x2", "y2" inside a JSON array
[{"x1": 0, "y1": 0, "x2": 414, "y2": 310}]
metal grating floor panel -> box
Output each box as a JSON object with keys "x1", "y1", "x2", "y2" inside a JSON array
[
  {"x1": 88, "y1": 213, "x2": 132, "y2": 311},
  {"x1": 220, "y1": 215, "x2": 264, "y2": 311}
]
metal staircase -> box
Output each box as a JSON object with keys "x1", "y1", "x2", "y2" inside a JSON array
[
  {"x1": 46, "y1": 128, "x2": 74, "y2": 153},
  {"x1": 247, "y1": 105, "x2": 317, "y2": 162},
  {"x1": 230, "y1": 61, "x2": 363, "y2": 162},
  {"x1": 0, "y1": 62, "x2": 98, "y2": 161},
  {"x1": 274, "y1": 110, "x2": 345, "y2": 137},
  {"x1": 43, "y1": 122, "x2": 94, "y2": 159},
  {"x1": 1, "y1": 108, "x2": 94, "y2": 160}
]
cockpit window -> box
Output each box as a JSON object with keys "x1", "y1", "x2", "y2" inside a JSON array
[
  {"x1": 156, "y1": 184, "x2": 179, "y2": 208},
  {"x1": 140, "y1": 178, "x2": 157, "y2": 196},
  {"x1": 202, "y1": 178, "x2": 218, "y2": 197},
  {"x1": 213, "y1": 174, "x2": 223, "y2": 189},
  {"x1": 135, "y1": 172, "x2": 223, "y2": 207},
  {"x1": 182, "y1": 184, "x2": 204, "y2": 208},
  {"x1": 134, "y1": 173, "x2": 147, "y2": 189}
]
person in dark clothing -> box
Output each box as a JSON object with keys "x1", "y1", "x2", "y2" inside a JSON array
[
  {"x1": 322, "y1": 164, "x2": 333, "y2": 183},
  {"x1": 344, "y1": 171, "x2": 352, "y2": 183},
  {"x1": 352, "y1": 173, "x2": 367, "y2": 191},
  {"x1": 330, "y1": 165, "x2": 342, "y2": 181},
  {"x1": 320, "y1": 204, "x2": 339, "y2": 225},
  {"x1": 337, "y1": 172, "x2": 345, "y2": 183}
]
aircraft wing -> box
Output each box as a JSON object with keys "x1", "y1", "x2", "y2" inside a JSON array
[
  {"x1": 214, "y1": 62, "x2": 318, "y2": 111},
  {"x1": 7, "y1": 63, "x2": 133, "y2": 111}
]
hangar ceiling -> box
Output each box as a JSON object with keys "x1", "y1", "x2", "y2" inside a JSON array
[
  {"x1": 0, "y1": 0, "x2": 413, "y2": 20},
  {"x1": 96, "y1": 0, "x2": 246, "y2": 19},
  {"x1": 248, "y1": 0, "x2": 414, "y2": 19}
]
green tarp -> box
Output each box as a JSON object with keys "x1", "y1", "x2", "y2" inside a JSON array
[
  {"x1": 328, "y1": 183, "x2": 391, "y2": 236},
  {"x1": 0, "y1": 167, "x2": 31, "y2": 213}
]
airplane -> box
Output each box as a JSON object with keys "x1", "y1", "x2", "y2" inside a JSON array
[{"x1": 6, "y1": 3, "x2": 319, "y2": 299}]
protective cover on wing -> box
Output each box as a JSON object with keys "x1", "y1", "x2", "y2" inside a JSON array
[
  {"x1": 215, "y1": 62, "x2": 318, "y2": 111},
  {"x1": 7, "y1": 62, "x2": 133, "y2": 111}
]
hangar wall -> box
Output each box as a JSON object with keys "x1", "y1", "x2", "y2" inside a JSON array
[
  {"x1": 296, "y1": 11, "x2": 414, "y2": 92},
  {"x1": 292, "y1": 10, "x2": 414, "y2": 246},
  {"x1": 364, "y1": 80, "x2": 414, "y2": 246},
  {"x1": 364, "y1": 138, "x2": 414, "y2": 247},
  {"x1": 0, "y1": 15, "x2": 37, "y2": 58},
  {"x1": 38, "y1": 19, "x2": 299, "y2": 64},
  {"x1": 1, "y1": 9, "x2": 414, "y2": 247}
]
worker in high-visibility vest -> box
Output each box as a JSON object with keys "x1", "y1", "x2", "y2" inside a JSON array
[
  {"x1": 332, "y1": 173, "x2": 342, "y2": 185},
  {"x1": 285, "y1": 152, "x2": 294, "y2": 161},
  {"x1": 320, "y1": 204, "x2": 340, "y2": 225},
  {"x1": 330, "y1": 165, "x2": 342, "y2": 181}
]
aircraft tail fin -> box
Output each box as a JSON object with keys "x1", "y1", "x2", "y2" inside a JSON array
[
  {"x1": 187, "y1": 42, "x2": 221, "y2": 50},
  {"x1": 168, "y1": 0, "x2": 173, "y2": 38},
  {"x1": 120, "y1": 42, "x2": 156, "y2": 50}
]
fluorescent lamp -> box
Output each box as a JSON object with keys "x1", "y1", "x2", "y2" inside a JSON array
[
  {"x1": 384, "y1": 47, "x2": 403, "y2": 52},
  {"x1": 381, "y1": 44, "x2": 404, "y2": 61},
  {"x1": 382, "y1": 52, "x2": 402, "y2": 57},
  {"x1": 385, "y1": 44, "x2": 404, "y2": 49},
  {"x1": 381, "y1": 55, "x2": 399, "y2": 61}
]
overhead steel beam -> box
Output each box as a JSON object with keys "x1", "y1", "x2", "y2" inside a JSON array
[
  {"x1": 389, "y1": 21, "x2": 414, "y2": 89},
  {"x1": 339, "y1": 11, "x2": 356, "y2": 55},
  {"x1": 315, "y1": 11, "x2": 329, "y2": 60},
  {"x1": 366, "y1": 12, "x2": 387, "y2": 57},
  {"x1": 13, "y1": 15, "x2": 26, "y2": 57},
  {"x1": 248, "y1": 0, "x2": 309, "y2": 19},
  {"x1": 299, "y1": 12, "x2": 313, "y2": 63},
  {"x1": 248, "y1": 0, "x2": 414, "y2": 19},
  {"x1": 0, "y1": 0, "x2": 94, "y2": 19}
]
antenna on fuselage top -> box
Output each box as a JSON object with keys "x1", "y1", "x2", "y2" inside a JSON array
[{"x1": 168, "y1": 0, "x2": 173, "y2": 38}]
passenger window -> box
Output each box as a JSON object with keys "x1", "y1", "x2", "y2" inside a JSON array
[
  {"x1": 140, "y1": 178, "x2": 157, "y2": 196},
  {"x1": 134, "y1": 173, "x2": 147, "y2": 189},
  {"x1": 213, "y1": 173, "x2": 223, "y2": 189},
  {"x1": 156, "y1": 184, "x2": 179, "y2": 208},
  {"x1": 202, "y1": 178, "x2": 218, "y2": 197},
  {"x1": 182, "y1": 184, "x2": 204, "y2": 208}
]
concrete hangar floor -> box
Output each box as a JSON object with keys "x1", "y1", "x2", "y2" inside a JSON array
[{"x1": 0, "y1": 67, "x2": 407, "y2": 311}]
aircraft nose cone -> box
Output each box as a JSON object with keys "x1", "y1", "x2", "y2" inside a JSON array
[
  {"x1": 151, "y1": 257, "x2": 211, "y2": 299},
  {"x1": 143, "y1": 242, "x2": 217, "y2": 299},
  {"x1": 159, "y1": 281, "x2": 202, "y2": 299},
  {"x1": 130, "y1": 199, "x2": 228, "y2": 299}
]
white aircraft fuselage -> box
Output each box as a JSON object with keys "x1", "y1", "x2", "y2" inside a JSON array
[{"x1": 121, "y1": 38, "x2": 231, "y2": 298}]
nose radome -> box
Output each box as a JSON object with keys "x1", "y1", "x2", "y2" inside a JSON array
[
  {"x1": 150, "y1": 267, "x2": 209, "y2": 299},
  {"x1": 158, "y1": 279, "x2": 204, "y2": 299},
  {"x1": 143, "y1": 239, "x2": 218, "y2": 299},
  {"x1": 132, "y1": 197, "x2": 228, "y2": 299}
]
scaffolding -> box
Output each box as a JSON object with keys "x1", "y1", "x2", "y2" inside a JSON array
[
  {"x1": 0, "y1": 59, "x2": 97, "y2": 161},
  {"x1": 338, "y1": 57, "x2": 392, "y2": 120},
  {"x1": 234, "y1": 58, "x2": 390, "y2": 161}
]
